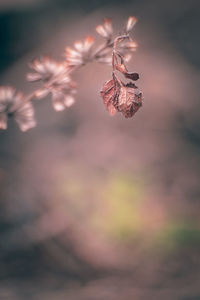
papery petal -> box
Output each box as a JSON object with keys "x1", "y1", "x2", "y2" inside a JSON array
[
  {"x1": 56, "y1": 75, "x2": 71, "y2": 85},
  {"x1": 104, "y1": 18, "x2": 113, "y2": 35},
  {"x1": 14, "y1": 101, "x2": 36, "y2": 132},
  {"x1": 0, "y1": 113, "x2": 7, "y2": 129},
  {"x1": 96, "y1": 25, "x2": 108, "y2": 38},
  {"x1": 35, "y1": 89, "x2": 49, "y2": 99},
  {"x1": 66, "y1": 57, "x2": 83, "y2": 66},
  {"x1": 30, "y1": 59, "x2": 46, "y2": 73},
  {"x1": 52, "y1": 100, "x2": 65, "y2": 111},
  {"x1": 83, "y1": 36, "x2": 95, "y2": 52},
  {"x1": 125, "y1": 41, "x2": 138, "y2": 51},
  {"x1": 45, "y1": 60, "x2": 65, "y2": 76},
  {"x1": 8, "y1": 91, "x2": 24, "y2": 113},
  {"x1": 29, "y1": 57, "x2": 65, "y2": 83},
  {"x1": 124, "y1": 53, "x2": 132, "y2": 62},
  {"x1": 126, "y1": 16, "x2": 137, "y2": 32},
  {"x1": 26, "y1": 73, "x2": 42, "y2": 82},
  {"x1": 65, "y1": 47, "x2": 82, "y2": 58},
  {"x1": 0, "y1": 86, "x2": 18, "y2": 115},
  {"x1": 64, "y1": 95, "x2": 75, "y2": 107},
  {"x1": 0, "y1": 86, "x2": 14, "y2": 101},
  {"x1": 17, "y1": 119, "x2": 36, "y2": 132},
  {"x1": 74, "y1": 41, "x2": 84, "y2": 52},
  {"x1": 97, "y1": 56, "x2": 112, "y2": 65},
  {"x1": 51, "y1": 92, "x2": 65, "y2": 111},
  {"x1": 66, "y1": 77, "x2": 77, "y2": 89}
]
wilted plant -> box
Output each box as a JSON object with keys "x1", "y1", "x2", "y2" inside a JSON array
[{"x1": 0, "y1": 16, "x2": 143, "y2": 132}]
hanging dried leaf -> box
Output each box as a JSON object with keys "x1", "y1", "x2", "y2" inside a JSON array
[
  {"x1": 100, "y1": 77, "x2": 120, "y2": 116},
  {"x1": 117, "y1": 83, "x2": 143, "y2": 118}
]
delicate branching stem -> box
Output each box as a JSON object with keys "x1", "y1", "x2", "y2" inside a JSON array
[
  {"x1": 0, "y1": 16, "x2": 142, "y2": 132},
  {"x1": 113, "y1": 34, "x2": 130, "y2": 51}
]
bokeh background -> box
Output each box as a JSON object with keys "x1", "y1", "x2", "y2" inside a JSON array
[{"x1": 0, "y1": 0, "x2": 200, "y2": 299}]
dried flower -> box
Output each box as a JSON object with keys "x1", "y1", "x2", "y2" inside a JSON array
[
  {"x1": 93, "y1": 45, "x2": 113, "y2": 65},
  {"x1": 0, "y1": 86, "x2": 36, "y2": 131},
  {"x1": 96, "y1": 18, "x2": 113, "y2": 39},
  {"x1": 51, "y1": 90, "x2": 76, "y2": 111},
  {"x1": 0, "y1": 16, "x2": 143, "y2": 132},
  {"x1": 27, "y1": 56, "x2": 66, "y2": 82},
  {"x1": 65, "y1": 36, "x2": 95, "y2": 66},
  {"x1": 35, "y1": 84, "x2": 76, "y2": 112},
  {"x1": 27, "y1": 56, "x2": 77, "y2": 111},
  {"x1": 126, "y1": 16, "x2": 137, "y2": 33}
]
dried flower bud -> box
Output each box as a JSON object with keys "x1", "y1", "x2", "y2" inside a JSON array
[
  {"x1": 52, "y1": 91, "x2": 75, "y2": 111},
  {"x1": 73, "y1": 36, "x2": 94, "y2": 53},
  {"x1": 103, "y1": 18, "x2": 113, "y2": 36},
  {"x1": 126, "y1": 16, "x2": 137, "y2": 32},
  {"x1": 125, "y1": 72, "x2": 139, "y2": 81},
  {"x1": 66, "y1": 36, "x2": 94, "y2": 66},
  {"x1": 96, "y1": 19, "x2": 113, "y2": 39},
  {"x1": 65, "y1": 47, "x2": 83, "y2": 66},
  {"x1": 96, "y1": 25, "x2": 108, "y2": 38},
  {"x1": 65, "y1": 47, "x2": 82, "y2": 59},
  {"x1": 27, "y1": 56, "x2": 76, "y2": 111},
  {"x1": 64, "y1": 95, "x2": 75, "y2": 107},
  {"x1": 27, "y1": 57, "x2": 66, "y2": 82},
  {"x1": 52, "y1": 92, "x2": 74, "y2": 111},
  {"x1": 0, "y1": 86, "x2": 36, "y2": 131},
  {"x1": 83, "y1": 36, "x2": 95, "y2": 52}
]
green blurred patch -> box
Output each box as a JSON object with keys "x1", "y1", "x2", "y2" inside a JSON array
[
  {"x1": 55, "y1": 167, "x2": 150, "y2": 242},
  {"x1": 54, "y1": 165, "x2": 90, "y2": 219},
  {"x1": 93, "y1": 173, "x2": 145, "y2": 241},
  {"x1": 155, "y1": 222, "x2": 200, "y2": 253}
]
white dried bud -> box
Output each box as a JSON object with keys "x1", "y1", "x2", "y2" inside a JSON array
[
  {"x1": 0, "y1": 86, "x2": 36, "y2": 131},
  {"x1": 126, "y1": 16, "x2": 137, "y2": 32},
  {"x1": 96, "y1": 19, "x2": 113, "y2": 39},
  {"x1": 66, "y1": 36, "x2": 94, "y2": 66},
  {"x1": 97, "y1": 56, "x2": 112, "y2": 65}
]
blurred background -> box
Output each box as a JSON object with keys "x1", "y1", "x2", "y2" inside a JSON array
[{"x1": 0, "y1": 0, "x2": 200, "y2": 299}]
